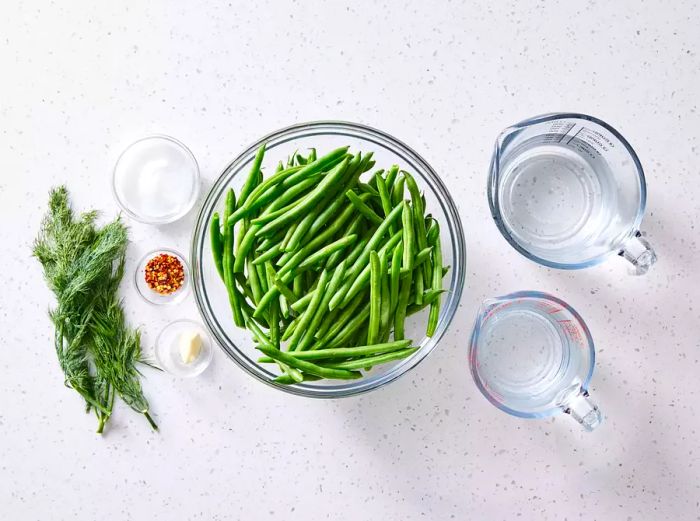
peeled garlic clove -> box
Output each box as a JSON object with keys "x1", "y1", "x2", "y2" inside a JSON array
[{"x1": 179, "y1": 331, "x2": 202, "y2": 364}]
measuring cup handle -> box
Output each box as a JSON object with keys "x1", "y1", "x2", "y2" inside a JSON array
[
  {"x1": 619, "y1": 231, "x2": 657, "y2": 275},
  {"x1": 562, "y1": 389, "x2": 602, "y2": 432}
]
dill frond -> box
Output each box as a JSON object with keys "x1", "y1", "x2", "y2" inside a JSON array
[{"x1": 33, "y1": 186, "x2": 157, "y2": 434}]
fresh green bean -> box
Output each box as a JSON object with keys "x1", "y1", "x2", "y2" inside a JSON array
[
  {"x1": 379, "y1": 252, "x2": 391, "y2": 342},
  {"x1": 279, "y1": 294, "x2": 290, "y2": 319},
  {"x1": 390, "y1": 242, "x2": 403, "y2": 316},
  {"x1": 234, "y1": 272, "x2": 256, "y2": 303},
  {"x1": 326, "y1": 305, "x2": 371, "y2": 348},
  {"x1": 278, "y1": 227, "x2": 357, "y2": 280},
  {"x1": 280, "y1": 147, "x2": 349, "y2": 189},
  {"x1": 244, "y1": 146, "x2": 348, "y2": 210},
  {"x1": 273, "y1": 373, "x2": 322, "y2": 384},
  {"x1": 259, "y1": 340, "x2": 412, "y2": 362},
  {"x1": 346, "y1": 190, "x2": 383, "y2": 225},
  {"x1": 415, "y1": 246, "x2": 433, "y2": 267},
  {"x1": 375, "y1": 175, "x2": 394, "y2": 234},
  {"x1": 336, "y1": 229, "x2": 403, "y2": 309},
  {"x1": 321, "y1": 348, "x2": 418, "y2": 370},
  {"x1": 223, "y1": 189, "x2": 245, "y2": 327},
  {"x1": 268, "y1": 299, "x2": 280, "y2": 348},
  {"x1": 295, "y1": 260, "x2": 347, "y2": 351},
  {"x1": 401, "y1": 201, "x2": 415, "y2": 271},
  {"x1": 257, "y1": 229, "x2": 286, "y2": 252},
  {"x1": 357, "y1": 182, "x2": 380, "y2": 198},
  {"x1": 312, "y1": 292, "x2": 366, "y2": 349},
  {"x1": 288, "y1": 270, "x2": 329, "y2": 350},
  {"x1": 391, "y1": 175, "x2": 405, "y2": 206},
  {"x1": 384, "y1": 165, "x2": 399, "y2": 192},
  {"x1": 256, "y1": 158, "x2": 350, "y2": 236},
  {"x1": 284, "y1": 212, "x2": 315, "y2": 252},
  {"x1": 232, "y1": 173, "x2": 317, "y2": 225},
  {"x1": 296, "y1": 234, "x2": 357, "y2": 271},
  {"x1": 246, "y1": 257, "x2": 264, "y2": 304},
  {"x1": 281, "y1": 314, "x2": 300, "y2": 341},
  {"x1": 237, "y1": 144, "x2": 266, "y2": 209},
  {"x1": 307, "y1": 197, "x2": 349, "y2": 238},
  {"x1": 256, "y1": 263, "x2": 269, "y2": 295},
  {"x1": 250, "y1": 198, "x2": 303, "y2": 227},
  {"x1": 279, "y1": 221, "x2": 298, "y2": 252},
  {"x1": 253, "y1": 284, "x2": 281, "y2": 318},
  {"x1": 283, "y1": 155, "x2": 363, "y2": 250},
  {"x1": 292, "y1": 274, "x2": 303, "y2": 297},
  {"x1": 400, "y1": 246, "x2": 433, "y2": 276},
  {"x1": 367, "y1": 251, "x2": 381, "y2": 345},
  {"x1": 233, "y1": 218, "x2": 246, "y2": 256},
  {"x1": 426, "y1": 218, "x2": 439, "y2": 245},
  {"x1": 252, "y1": 243, "x2": 282, "y2": 266},
  {"x1": 343, "y1": 202, "x2": 404, "y2": 282},
  {"x1": 403, "y1": 171, "x2": 430, "y2": 281},
  {"x1": 394, "y1": 270, "x2": 412, "y2": 340},
  {"x1": 325, "y1": 216, "x2": 365, "y2": 270},
  {"x1": 427, "y1": 227, "x2": 443, "y2": 337},
  {"x1": 291, "y1": 259, "x2": 346, "y2": 318},
  {"x1": 289, "y1": 290, "x2": 313, "y2": 313},
  {"x1": 233, "y1": 223, "x2": 260, "y2": 273},
  {"x1": 247, "y1": 320, "x2": 302, "y2": 382},
  {"x1": 273, "y1": 278, "x2": 298, "y2": 305},
  {"x1": 210, "y1": 212, "x2": 225, "y2": 280},
  {"x1": 256, "y1": 343, "x2": 362, "y2": 380},
  {"x1": 414, "y1": 268, "x2": 424, "y2": 305},
  {"x1": 406, "y1": 289, "x2": 445, "y2": 316}
]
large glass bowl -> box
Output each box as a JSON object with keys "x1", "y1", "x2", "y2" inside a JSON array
[{"x1": 190, "y1": 121, "x2": 466, "y2": 397}]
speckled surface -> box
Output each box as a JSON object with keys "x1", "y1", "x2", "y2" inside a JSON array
[{"x1": 1, "y1": 1, "x2": 699, "y2": 519}]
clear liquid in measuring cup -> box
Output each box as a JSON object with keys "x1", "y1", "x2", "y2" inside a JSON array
[
  {"x1": 470, "y1": 292, "x2": 602, "y2": 429},
  {"x1": 472, "y1": 297, "x2": 591, "y2": 416},
  {"x1": 497, "y1": 135, "x2": 621, "y2": 264}
]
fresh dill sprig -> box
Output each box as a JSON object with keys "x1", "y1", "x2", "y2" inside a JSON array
[{"x1": 33, "y1": 186, "x2": 157, "y2": 434}]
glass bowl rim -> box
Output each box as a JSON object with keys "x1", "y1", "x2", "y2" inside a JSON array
[
  {"x1": 112, "y1": 133, "x2": 201, "y2": 225},
  {"x1": 190, "y1": 120, "x2": 466, "y2": 398}
]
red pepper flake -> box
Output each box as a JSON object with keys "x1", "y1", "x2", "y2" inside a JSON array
[{"x1": 145, "y1": 253, "x2": 185, "y2": 295}]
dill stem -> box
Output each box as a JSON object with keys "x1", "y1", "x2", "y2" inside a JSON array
[{"x1": 144, "y1": 412, "x2": 158, "y2": 431}]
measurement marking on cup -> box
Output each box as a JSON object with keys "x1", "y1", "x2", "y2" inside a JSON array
[
  {"x1": 557, "y1": 123, "x2": 577, "y2": 143},
  {"x1": 566, "y1": 127, "x2": 584, "y2": 145}
]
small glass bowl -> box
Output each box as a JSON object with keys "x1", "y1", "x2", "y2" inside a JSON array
[
  {"x1": 190, "y1": 121, "x2": 466, "y2": 398},
  {"x1": 134, "y1": 248, "x2": 191, "y2": 305},
  {"x1": 155, "y1": 319, "x2": 213, "y2": 377},
  {"x1": 112, "y1": 134, "x2": 200, "y2": 224}
]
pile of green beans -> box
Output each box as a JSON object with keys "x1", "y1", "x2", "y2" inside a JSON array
[{"x1": 210, "y1": 145, "x2": 447, "y2": 384}]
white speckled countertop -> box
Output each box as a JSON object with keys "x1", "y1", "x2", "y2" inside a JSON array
[{"x1": 2, "y1": 1, "x2": 699, "y2": 519}]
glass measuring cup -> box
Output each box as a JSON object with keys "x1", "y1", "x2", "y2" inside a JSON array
[
  {"x1": 488, "y1": 113, "x2": 656, "y2": 275},
  {"x1": 469, "y1": 291, "x2": 602, "y2": 431}
]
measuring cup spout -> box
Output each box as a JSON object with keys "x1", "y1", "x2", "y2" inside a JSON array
[
  {"x1": 476, "y1": 297, "x2": 503, "y2": 320},
  {"x1": 619, "y1": 231, "x2": 657, "y2": 275},
  {"x1": 558, "y1": 386, "x2": 602, "y2": 432}
]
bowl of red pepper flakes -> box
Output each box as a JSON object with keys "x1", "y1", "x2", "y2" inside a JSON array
[{"x1": 135, "y1": 248, "x2": 190, "y2": 305}]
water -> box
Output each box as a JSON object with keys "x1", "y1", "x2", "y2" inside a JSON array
[
  {"x1": 113, "y1": 136, "x2": 199, "y2": 223},
  {"x1": 497, "y1": 140, "x2": 619, "y2": 265},
  {"x1": 470, "y1": 294, "x2": 594, "y2": 418}
]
